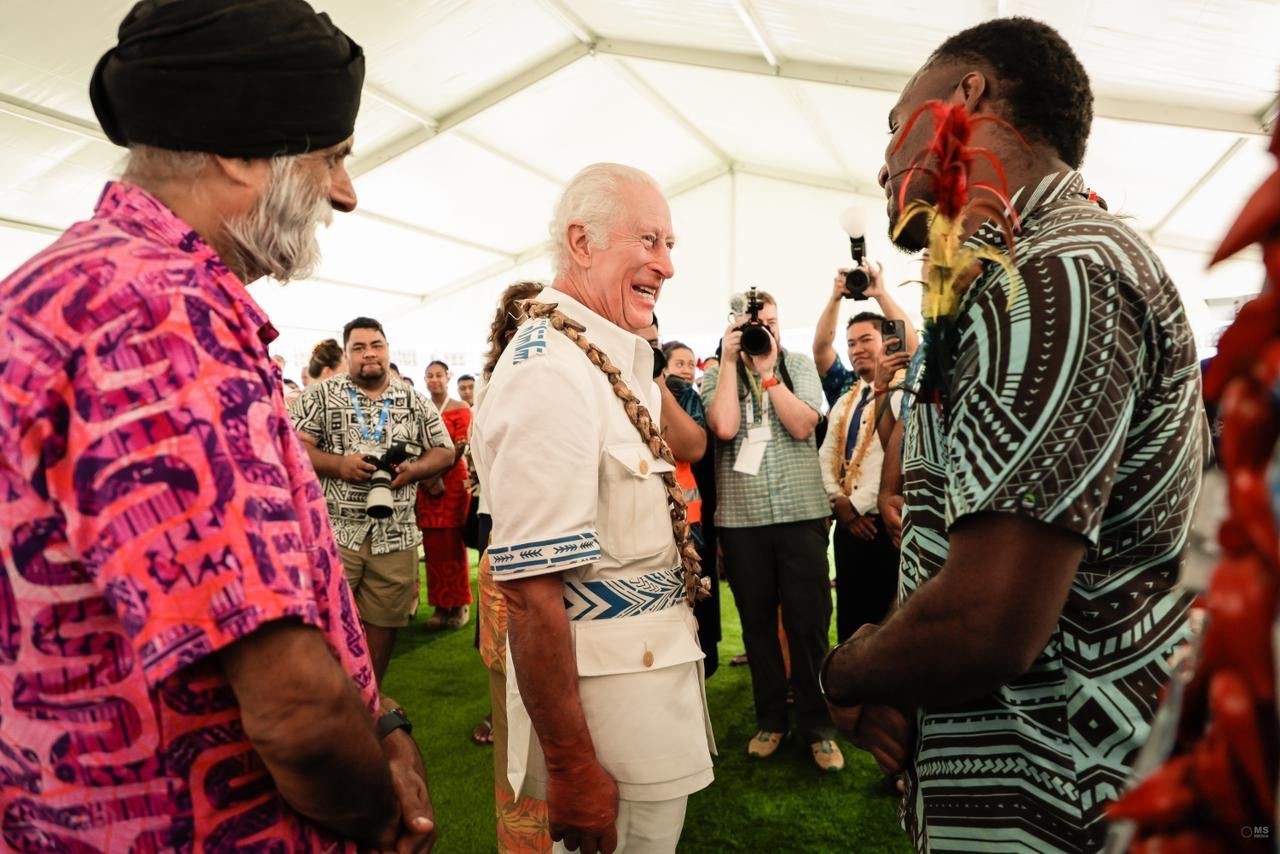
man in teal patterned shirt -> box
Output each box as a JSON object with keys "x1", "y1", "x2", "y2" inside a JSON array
[{"x1": 822, "y1": 18, "x2": 1205, "y2": 852}]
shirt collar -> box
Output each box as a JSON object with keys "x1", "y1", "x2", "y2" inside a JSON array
[
  {"x1": 535, "y1": 287, "x2": 653, "y2": 383},
  {"x1": 94, "y1": 180, "x2": 278, "y2": 345},
  {"x1": 968, "y1": 171, "x2": 1089, "y2": 251}
]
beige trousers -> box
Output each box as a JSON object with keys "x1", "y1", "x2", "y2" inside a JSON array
[{"x1": 550, "y1": 797, "x2": 689, "y2": 854}]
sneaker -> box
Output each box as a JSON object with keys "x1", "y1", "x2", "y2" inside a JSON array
[
  {"x1": 747, "y1": 731, "x2": 785, "y2": 759},
  {"x1": 811, "y1": 739, "x2": 845, "y2": 773}
]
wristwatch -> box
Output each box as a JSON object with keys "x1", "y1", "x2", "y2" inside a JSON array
[
  {"x1": 761, "y1": 374, "x2": 781, "y2": 390},
  {"x1": 376, "y1": 706, "x2": 413, "y2": 739}
]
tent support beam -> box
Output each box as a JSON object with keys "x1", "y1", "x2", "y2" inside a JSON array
[
  {"x1": 734, "y1": 162, "x2": 884, "y2": 199},
  {"x1": 353, "y1": 208, "x2": 513, "y2": 258},
  {"x1": 786, "y1": 80, "x2": 865, "y2": 190},
  {"x1": 453, "y1": 130, "x2": 566, "y2": 186},
  {"x1": 533, "y1": 0, "x2": 595, "y2": 44},
  {"x1": 0, "y1": 89, "x2": 515, "y2": 258},
  {"x1": 593, "y1": 39, "x2": 1271, "y2": 137},
  {"x1": 0, "y1": 93, "x2": 109, "y2": 143},
  {"x1": 349, "y1": 42, "x2": 592, "y2": 179},
  {"x1": 1148, "y1": 137, "x2": 1249, "y2": 241},
  {"x1": 602, "y1": 56, "x2": 732, "y2": 164},
  {"x1": 0, "y1": 214, "x2": 62, "y2": 236},
  {"x1": 729, "y1": 0, "x2": 781, "y2": 68}
]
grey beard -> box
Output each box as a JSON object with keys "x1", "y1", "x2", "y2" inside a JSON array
[{"x1": 224, "y1": 156, "x2": 332, "y2": 283}]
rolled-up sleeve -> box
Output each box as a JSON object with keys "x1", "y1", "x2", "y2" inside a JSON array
[{"x1": 478, "y1": 358, "x2": 601, "y2": 581}]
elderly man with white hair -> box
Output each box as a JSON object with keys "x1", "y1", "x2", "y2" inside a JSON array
[{"x1": 470, "y1": 163, "x2": 716, "y2": 854}]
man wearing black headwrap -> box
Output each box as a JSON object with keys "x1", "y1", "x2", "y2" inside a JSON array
[{"x1": 0, "y1": 1, "x2": 437, "y2": 851}]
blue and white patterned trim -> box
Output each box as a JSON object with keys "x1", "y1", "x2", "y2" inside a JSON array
[
  {"x1": 563, "y1": 567, "x2": 685, "y2": 621},
  {"x1": 488, "y1": 531, "x2": 600, "y2": 573},
  {"x1": 511, "y1": 318, "x2": 549, "y2": 365}
]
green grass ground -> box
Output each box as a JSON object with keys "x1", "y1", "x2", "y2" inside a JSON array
[{"x1": 383, "y1": 559, "x2": 912, "y2": 853}]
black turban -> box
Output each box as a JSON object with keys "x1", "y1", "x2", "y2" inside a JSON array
[{"x1": 90, "y1": 0, "x2": 365, "y2": 157}]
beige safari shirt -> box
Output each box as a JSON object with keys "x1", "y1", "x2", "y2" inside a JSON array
[{"x1": 470, "y1": 288, "x2": 716, "y2": 802}]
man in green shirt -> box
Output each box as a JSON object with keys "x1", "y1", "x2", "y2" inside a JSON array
[{"x1": 702, "y1": 291, "x2": 842, "y2": 772}]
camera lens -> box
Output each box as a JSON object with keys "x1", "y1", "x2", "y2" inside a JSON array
[
  {"x1": 366, "y1": 469, "x2": 395, "y2": 519},
  {"x1": 844, "y1": 268, "x2": 869, "y2": 299},
  {"x1": 740, "y1": 323, "x2": 772, "y2": 357}
]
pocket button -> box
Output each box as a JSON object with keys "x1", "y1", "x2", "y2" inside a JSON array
[{"x1": 639, "y1": 459, "x2": 649, "y2": 476}]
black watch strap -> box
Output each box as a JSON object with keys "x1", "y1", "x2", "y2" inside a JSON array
[{"x1": 377, "y1": 707, "x2": 413, "y2": 739}]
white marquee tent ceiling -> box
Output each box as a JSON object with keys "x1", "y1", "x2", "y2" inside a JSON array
[{"x1": 1, "y1": 0, "x2": 1277, "y2": 379}]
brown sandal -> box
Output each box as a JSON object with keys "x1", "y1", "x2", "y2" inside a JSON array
[{"x1": 471, "y1": 715, "x2": 493, "y2": 746}]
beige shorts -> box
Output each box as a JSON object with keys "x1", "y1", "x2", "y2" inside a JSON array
[{"x1": 339, "y1": 537, "x2": 419, "y2": 628}]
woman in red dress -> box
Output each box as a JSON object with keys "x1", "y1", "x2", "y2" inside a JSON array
[{"x1": 416, "y1": 360, "x2": 473, "y2": 629}]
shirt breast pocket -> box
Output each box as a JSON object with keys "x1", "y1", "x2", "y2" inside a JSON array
[{"x1": 601, "y1": 442, "x2": 676, "y2": 561}]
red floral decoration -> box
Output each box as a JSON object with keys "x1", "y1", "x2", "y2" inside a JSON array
[
  {"x1": 1108, "y1": 115, "x2": 1280, "y2": 851},
  {"x1": 889, "y1": 99, "x2": 1025, "y2": 321}
]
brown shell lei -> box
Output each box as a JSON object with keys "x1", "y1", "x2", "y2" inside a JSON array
[{"x1": 520, "y1": 300, "x2": 710, "y2": 607}]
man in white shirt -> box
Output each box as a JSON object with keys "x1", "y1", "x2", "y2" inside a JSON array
[
  {"x1": 818, "y1": 313, "x2": 910, "y2": 642},
  {"x1": 469, "y1": 163, "x2": 715, "y2": 854}
]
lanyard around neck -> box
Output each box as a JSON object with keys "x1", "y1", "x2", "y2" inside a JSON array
[{"x1": 348, "y1": 387, "x2": 391, "y2": 443}]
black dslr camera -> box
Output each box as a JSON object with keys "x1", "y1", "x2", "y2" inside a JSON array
[
  {"x1": 843, "y1": 234, "x2": 869, "y2": 299},
  {"x1": 363, "y1": 440, "x2": 425, "y2": 519},
  {"x1": 736, "y1": 287, "x2": 773, "y2": 357},
  {"x1": 840, "y1": 206, "x2": 870, "y2": 299}
]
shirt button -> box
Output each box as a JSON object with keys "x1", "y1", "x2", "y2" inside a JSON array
[
  {"x1": 643, "y1": 649, "x2": 655, "y2": 668},
  {"x1": 639, "y1": 460, "x2": 649, "y2": 476}
]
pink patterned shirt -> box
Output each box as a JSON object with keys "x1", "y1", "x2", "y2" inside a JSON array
[{"x1": 0, "y1": 182, "x2": 376, "y2": 851}]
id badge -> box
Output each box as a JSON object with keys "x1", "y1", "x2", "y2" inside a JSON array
[{"x1": 732, "y1": 425, "x2": 771, "y2": 476}]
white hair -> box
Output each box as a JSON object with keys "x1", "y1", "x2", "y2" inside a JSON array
[
  {"x1": 548, "y1": 163, "x2": 661, "y2": 277},
  {"x1": 122, "y1": 145, "x2": 211, "y2": 184}
]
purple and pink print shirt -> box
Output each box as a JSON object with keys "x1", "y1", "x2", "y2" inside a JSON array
[{"x1": 0, "y1": 181, "x2": 377, "y2": 851}]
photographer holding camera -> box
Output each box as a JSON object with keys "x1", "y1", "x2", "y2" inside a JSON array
[
  {"x1": 703, "y1": 290, "x2": 842, "y2": 771},
  {"x1": 293, "y1": 316, "x2": 455, "y2": 684},
  {"x1": 813, "y1": 260, "x2": 918, "y2": 406},
  {"x1": 819, "y1": 313, "x2": 911, "y2": 650}
]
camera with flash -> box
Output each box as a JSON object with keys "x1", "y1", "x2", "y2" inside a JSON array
[
  {"x1": 840, "y1": 207, "x2": 869, "y2": 300},
  {"x1": 735, "y1": 287, "x2": 773, "y2": 357}
]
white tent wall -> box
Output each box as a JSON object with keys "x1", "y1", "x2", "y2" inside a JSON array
[
  {"x1": 727, "y1": 172, "x2": 923, "y2": 362},
  {"x1": 0, "y1": 224, "x2": 58, "y2": 282}
]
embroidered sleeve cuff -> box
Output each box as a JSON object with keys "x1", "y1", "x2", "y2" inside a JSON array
[{"x1": 488, "y1": 531, "x2": 601, "y2": 580}]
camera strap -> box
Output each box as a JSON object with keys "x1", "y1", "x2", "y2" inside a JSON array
[
  {"x1": 737, "y1": 350, "x2": 795, "y2": 425},
  {"x1": 348, "y1": 387, "x2": 390, "y2": 443}
]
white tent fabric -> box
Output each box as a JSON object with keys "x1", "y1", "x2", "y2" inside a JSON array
[{"x1": 1, "y1": 0, "x2": 1276, "y2": 384}]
